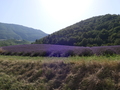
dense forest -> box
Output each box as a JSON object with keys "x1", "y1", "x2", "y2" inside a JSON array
[
  {"x1": 34, "y1": 14, "x2": 120, "y2": 46},
  {"x1": 0, "y1": 39, "x2": 30, "y2": 46},
  {"x1": 0, "y1": 22, "x2": 48, "y2": 41}
]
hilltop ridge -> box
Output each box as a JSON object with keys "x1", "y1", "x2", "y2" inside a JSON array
[{"x1": 0, "y1": 22, "x2": 48, "y2": 41}]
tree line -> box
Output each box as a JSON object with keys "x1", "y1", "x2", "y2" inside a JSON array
[{"x1": 34, "y1": 14, "x2": 120, "y2": 46}]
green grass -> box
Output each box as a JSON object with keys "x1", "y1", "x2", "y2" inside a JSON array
[
  {"x1": 0, "y1": 55, "x2": 120, "y2": 90},
  {"x1": 0, "y1": 55, "x2": 120, "y2": 62}
]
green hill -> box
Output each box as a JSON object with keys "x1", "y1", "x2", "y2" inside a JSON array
[
  {"x1": 0, "y1": 22, "x2": 48, "y2": 41},
  {"x1": 34, "y1": 14, "x2": 120, "y2": 46},
  {"x1": 0, "y1": 39, "x2": 30, "y2": 47}
]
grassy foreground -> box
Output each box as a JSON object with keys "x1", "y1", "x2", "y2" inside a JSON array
[{"x1": 0, "y1": 55, "x2": 120, "y2": 90}]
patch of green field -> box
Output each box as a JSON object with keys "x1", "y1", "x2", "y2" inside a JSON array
[{"x1": 0, "y1": 55, "x2": 120, "y2": 62}]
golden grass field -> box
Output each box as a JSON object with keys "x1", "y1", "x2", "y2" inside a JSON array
[{"x1": 0, "y1": 55, "x2": 120, "y2": 90}]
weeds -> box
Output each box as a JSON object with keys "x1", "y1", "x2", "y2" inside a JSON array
[
  {"x1": 0, "y1": 48, "x2": 5, "y2": 54},
  {"x1": 0, "y1": 55, "x2": 120, "y2": 90}
]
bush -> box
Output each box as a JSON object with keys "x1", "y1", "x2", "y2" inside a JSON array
[
  {"x1": 79, "y1": 48, "x2": 94, "y2": 56},
  {"x1": 101, "y1": 48, "x2": 116, "y2": 56},
  {"x1": 39, "y1": 50, "x2": 51, "y2": 57},
  {"x1": 49, "y1": 51, "x2": 61, "y2": 57},
  {"x1": 22, "y1": 52, "x2": 31, "y2": 56},
  {"x1": 10, "y1": 52, "x2": 18, "y2": 56},
  {"x1": 63, "y1": 50, "x2": 75, "y2": 57},
  {"x1": 0, "y1": 48, "x2": 5, "y2": 54},
  {"x1": 30, "y1": 52, "x2": 40, "y2": 57},
  {"x1": 17, "y1": 52, "x2": 24, "y2": 56},
  {"x1": 2, "y1": 51, "x2": 12, "y2": 55}
]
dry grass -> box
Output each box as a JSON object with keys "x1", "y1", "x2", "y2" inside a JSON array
[
  {"x1": 0, "y1": 55, "x2": 120, "y2": 90},
  {"x1": 0, "y1": 48, "x2": 5, "y2": 53}
]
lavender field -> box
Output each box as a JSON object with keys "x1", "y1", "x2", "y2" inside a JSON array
[
  {"x1": 1, "y1": 44, "x2": 120, "y2": 57},
  {"x1": 0, "y1": 45, "x2": 120, "y2": 90}
]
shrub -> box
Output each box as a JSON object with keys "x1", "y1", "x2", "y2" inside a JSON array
[
  {"x1": 10, "y1": 52, "x2": 18, "y2": 56},
  {"x1": 63, "y1": 50, "x2": 75, "y2": 57},
  {"x1": 17, "y1": 52, "x2": 24, "y2": 56},
  {"x1": 101, "y1": 48, "x2": 116, "y2": 56},
  {"x1": 49, "y1": 51, "x2": 61, "y2": 57},
  {"x1": 30, "y1": 52, "x2": 40, "y2": 57},
  {"x1": 0, "y1": 48, "x2": 5, "y2": 54},
  {"x1": 28, "y1": 69, "x2": 43, "y2": 82},
  {"x1": 79, "y1": 48, "x2": 94, "y2": 56},
  {"x1": 2, "y1": 51, "x2": 12, "y2": 55},
  {"x1": 45, "y1": 69, "x2": 55, "y2": 80},
  {"x1": 22, "y1": 52, "x2": 31, "y2": 56},
  {"x1": 1, "y1": 44, "x2": 120, "y2": 57},
  {"x1": 40, "y1": 51, "x2": 50, "y2": 57}
]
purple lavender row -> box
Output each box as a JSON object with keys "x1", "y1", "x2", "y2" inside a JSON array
[{"x1": 1, "y1": 44, "x2": 120, "y2": 57}]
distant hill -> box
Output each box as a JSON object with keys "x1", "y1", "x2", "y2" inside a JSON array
[
  {"x1": 34, "y1": 14, "x2": 120, "y2": 46},
  {"x1": 0, "y1": 39, "x2": 30, "y2": 47},
  {"x1": 0, "y1": 22, "x2": 48, "y2": 41}
]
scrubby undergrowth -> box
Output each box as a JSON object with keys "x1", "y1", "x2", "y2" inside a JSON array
[{"x1": 0, "y1": 55, "x2": 120, "y2": 90}]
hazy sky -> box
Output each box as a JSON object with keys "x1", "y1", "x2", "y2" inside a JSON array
[{"x1": 0, "y1": 0, "x2": 120, "y2": 34}]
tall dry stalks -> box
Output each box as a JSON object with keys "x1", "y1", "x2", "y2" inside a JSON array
[{"x1": 0, "y1": 48, "x2": 5, "y2": 53}]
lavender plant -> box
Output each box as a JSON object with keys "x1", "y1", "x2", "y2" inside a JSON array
[{"x1": 1, "y1": 44, "x2": 120, "y2": 57}]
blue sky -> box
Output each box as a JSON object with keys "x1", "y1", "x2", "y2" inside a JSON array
[{"x1": 0, "y1": 0, "x2": 120, "y2": 34}]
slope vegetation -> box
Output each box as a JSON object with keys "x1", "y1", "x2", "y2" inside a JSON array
[
  {"x1": 0, "y1": 22, "x2": 48, "y2": 41},
  {"x1": 0, "y1": 55, "x2": 120, "y2": 90},
  {"x1": 35, "y1": 14, "x2": 120, "y2": 46},
  {"x1": 0, "y1": 39, "x2": 30, "y2": 46}
]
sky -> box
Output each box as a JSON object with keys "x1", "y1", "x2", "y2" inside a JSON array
[{"x1": 0, "y1": 0, "x2": 120, "y2": 34}]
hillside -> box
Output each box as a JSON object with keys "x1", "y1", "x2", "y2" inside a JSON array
[
  {"x1": 0, "y1": 22, "x2": 48, "y2": 41},
  {"x1": 34, "y1": 14, "x2": 120, "y2": 46},
  {"x1": 0, "y1": 39, "x2": 30, "y2": 47}
]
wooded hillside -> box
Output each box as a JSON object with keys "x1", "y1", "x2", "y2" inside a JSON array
[{"x1": 35, "y1": 14, "x2": 120, "y2": 46}]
